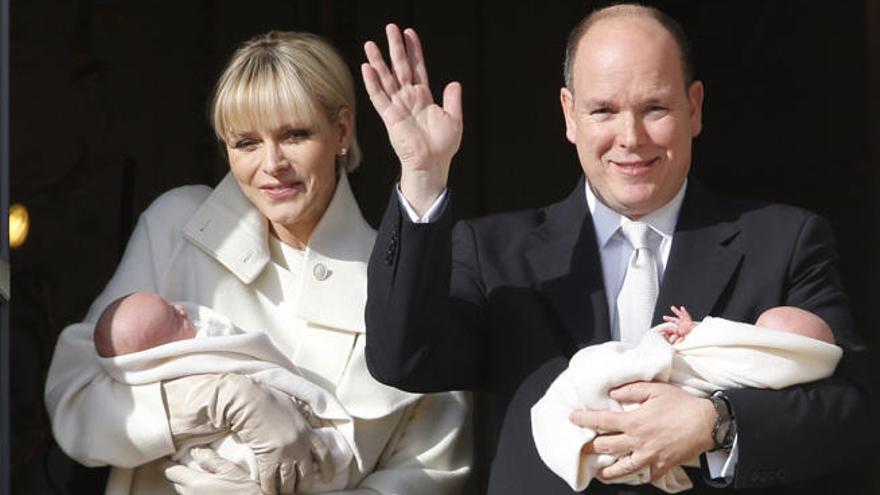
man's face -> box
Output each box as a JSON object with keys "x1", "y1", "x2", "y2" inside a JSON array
[{"x1": 561, "y1": 16, "x2": 703, "y2": 219}]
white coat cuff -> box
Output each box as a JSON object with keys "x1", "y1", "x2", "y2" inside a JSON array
[{"x1": 128, "y1": 381, "x2": 177, "y2": 463}]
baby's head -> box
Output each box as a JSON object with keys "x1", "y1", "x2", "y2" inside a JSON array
[
  {"x1": 755, "y1": 306, "x2": 835, "y2": 344},
  {"x1": 94, "y1": 291, "x2": 196, "y2": 357}
]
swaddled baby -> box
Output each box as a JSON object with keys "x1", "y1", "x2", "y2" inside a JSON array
[{"x1": 94, "y1": 291, "x2": 356, "y2": 492}]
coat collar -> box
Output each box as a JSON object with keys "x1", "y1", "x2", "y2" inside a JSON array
[
  {"x1": 182, "y1": 172, "x2": 376, "y2": 332},
  {"x1": 653, "y1": 179, "x2": 743, "y2": 324}
]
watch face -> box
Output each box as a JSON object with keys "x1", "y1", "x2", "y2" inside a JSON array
[{"x1": 711, "y1": 395, "x2": 733, "y2": 450}]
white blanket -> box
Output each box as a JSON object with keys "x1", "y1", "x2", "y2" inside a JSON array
[
  {"x1": 98, "y1": 303, "x2": 360, "y2": 492},
  {"x1": 530, "y1": 316, "x2": 842, "y2": 493}
]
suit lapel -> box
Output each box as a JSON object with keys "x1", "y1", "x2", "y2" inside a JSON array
[
  {"x1": 654, "y1": 181, "x2": 743, "y2": 324},
  {"x1": 526, "y1": 179, "x2": 611, "y2": 353}
]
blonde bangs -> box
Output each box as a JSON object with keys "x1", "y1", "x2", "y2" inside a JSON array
[
  {"x1": 210, "y1": 31, "x2": 362, "y2": 171},
  {"x1": 213, "y1": 58, "x2": 322, "y2": 143}
]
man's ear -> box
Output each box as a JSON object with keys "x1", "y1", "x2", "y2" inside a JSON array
[
  {"x1": 560, "y1": 87, "x2": 577, "y2": 144},
  {"x1": 687, "y1": 80, "x2": 704, "y2": 138}
]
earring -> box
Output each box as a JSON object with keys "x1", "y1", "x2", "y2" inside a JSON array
[{"x1": 339, "y1": 148, "x2": 348, "y2": 156}]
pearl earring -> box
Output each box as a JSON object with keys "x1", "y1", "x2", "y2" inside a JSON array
[{"x1": 339, "y1": 148, "x2": 348, "y2": 156}]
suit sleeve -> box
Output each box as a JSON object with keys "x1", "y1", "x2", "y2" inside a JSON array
[
  {"x1": 724, "y1": 213, "x2": 874, "y2": 488},
  {"x1": 366, "y1": 191, "x2": 487, "y2": 392}
]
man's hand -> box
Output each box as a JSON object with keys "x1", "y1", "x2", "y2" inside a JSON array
[
  {"x1": 570, "y1": 381, "x2": 716, "y2": 481},
  {"x1": 362, "y1": 24, "x2": 463, "y2": 215},
  {"x1": 163, "y1": 374, "x2": 332, "y2": 495}
]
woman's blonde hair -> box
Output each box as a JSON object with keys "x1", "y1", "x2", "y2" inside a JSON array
[{"x1": 211, "y1": 31, "x2": 361, "y2": 172}]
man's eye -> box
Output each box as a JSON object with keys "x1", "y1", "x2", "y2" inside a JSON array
[{"x1": 590, "y1": 108, "x2": 612, "y2": 115}]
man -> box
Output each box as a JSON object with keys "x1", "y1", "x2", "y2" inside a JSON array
[{"x1": 361, "y1": 4, "x2": 871, "y2": 493}]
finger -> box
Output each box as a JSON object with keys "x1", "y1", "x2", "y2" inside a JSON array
[
  {"x1": 189, "y1": 447, "x2": 225, "y2": 474},
  {"x1": 442, "y1": 81, "x2": 463, "y2": 123},
  {"x1": 403, "y1": 28, "x2": 430, "y2": 87},
  {"x1": 190, "y1": 447, "x2": 250, "y2": 480},
  {"x1": 310, "y1": 434, "x2": 335, "y2": 483},
  {"x1": 162, "y1": 462, "x2": 191, "y2": 485},
  {"x1": 363, "y1": 40, "x2": 399, "y2": 96},
  {"x1": 680, "y1": 306, "x2": 691, "y2": 319},
  {"x1": 591, "y1": 433, "x2": 633, "y2": 456},
  {"x1": 670, "y1": 305, "x2": 685, "y2": 318},
  {"x1": 609, "y1": 381, "x2": 654, "y2": 403},
  {"x1": 570, "y1": 408, "x2": 624, "y2": 434},
  {"x1": 662, "y1": 315, "x2": 679, "y2": 323},
  {"x1": 279, "y1": 461, "x2": 297, "y2": 495},
  {"x1": 360, "y1": 63, "x2": 392, "y2": 114},
  {"x1": 258, "y1": 463, "x2": 279, "y2": 495},
  {"x1": 600, "y1": 452, "x2": 648, "y2": 480},
  {"x1": 386, "y1": 23, "x2": 413, "y2": 86}
]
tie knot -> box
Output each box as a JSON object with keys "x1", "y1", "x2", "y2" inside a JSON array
[{"x1": 620, "y1": 221, "x2": 652, "y2": 250}]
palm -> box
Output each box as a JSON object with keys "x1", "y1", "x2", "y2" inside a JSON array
[
  {"x1": 362, "y1": 25, "x2": 462, "y2": 187},
  {"x1": 380, "y1": 83, "x2": 461, "y2": 171}
]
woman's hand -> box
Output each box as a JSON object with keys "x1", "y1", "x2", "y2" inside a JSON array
[
  {"x1": 163, "y1": 374, "x2": 333, "y2": 495},
  {"x1": 362, "y1": 24, "x2": 463, "y2": 216},
  {"x1": 164, "y1": 447, "x2": 264, "y2": 495}
]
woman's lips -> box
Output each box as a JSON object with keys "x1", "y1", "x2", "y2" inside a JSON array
[
  {"x1": 260, "y1": 181, "x2": 303, "y2": 200},
  {"x1": 612, "y1": 157, "x2": 659, "y2": 176}
]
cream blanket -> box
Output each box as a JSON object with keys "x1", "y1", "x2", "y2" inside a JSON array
[
  {"x1": 98, "y1": 303, "x2": 359, "y2": 492},
  {"x1": 530, "y1": 316, "x2": 842, "y2": 493}
]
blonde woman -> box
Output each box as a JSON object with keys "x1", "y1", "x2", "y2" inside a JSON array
[{"x1": 45, "y1": 31, "x2": 470, "y2": 495}]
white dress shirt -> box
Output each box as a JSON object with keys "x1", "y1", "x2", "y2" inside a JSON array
[{"x1": 584, "y1": 181, "x2": 684, "y2": 340}]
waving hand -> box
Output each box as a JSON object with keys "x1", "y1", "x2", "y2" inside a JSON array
[{"x1": 362, "y1": 24, "x2": 462, "y2": 215}]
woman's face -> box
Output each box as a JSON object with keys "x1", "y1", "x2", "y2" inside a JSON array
[{"x1": 226, "y1": 108, "x2": 350, "y2": 248}]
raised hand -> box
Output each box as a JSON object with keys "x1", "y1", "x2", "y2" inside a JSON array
[
  {"x1": 362, "y1": 24, "x2": 462, "y2": 215},
  {"x1": 661, "y1": 305, "x2": 696, "y2": 344}
]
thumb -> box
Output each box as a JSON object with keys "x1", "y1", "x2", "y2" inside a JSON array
[
  {"x1": 189, "y1": 447, "x2": 251, "y2": 481},
  {"x1": 442, "y1": 81, "x2": 463, "y2": 123}
]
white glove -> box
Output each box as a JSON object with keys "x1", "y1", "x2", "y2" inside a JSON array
[
  {"x1": 162, "y1": 374, "x2": 332, "y2": 495},
  {"x1": 164, "y1": 447, "x2": 262, "y2": 494}
]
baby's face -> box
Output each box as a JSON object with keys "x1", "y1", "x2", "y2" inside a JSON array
[{"x1": 163, "y1": 301, "x2": 196, "y2": 343}]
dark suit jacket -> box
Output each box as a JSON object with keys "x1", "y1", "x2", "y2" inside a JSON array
[{"x1": 365, "y1": 178, "x2": 872, "y2": 494}]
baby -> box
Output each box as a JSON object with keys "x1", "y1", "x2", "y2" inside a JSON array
[
  {"x1": 94, "y1": 291, "x2": 196, "y2": 357},
  {"x1": 92, "y1": 291, "x2": 356, "y2": 492},
  {"x1": 531, "y1": 305, "x2": 842, "y2": 493},
  {"x1": 660, "y1": 305, "x2": 835, "y2": 345}
]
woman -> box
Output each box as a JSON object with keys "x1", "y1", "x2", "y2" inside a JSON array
[{"x1": 44, "y1": 31, "x2": 470, "y2": 495}]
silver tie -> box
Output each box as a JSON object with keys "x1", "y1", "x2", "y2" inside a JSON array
[{"x1": 616, "y1": 221, "x2": 659, "y2": 343}]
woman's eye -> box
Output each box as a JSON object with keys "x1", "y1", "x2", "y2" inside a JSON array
[
  {"x1": 232, "y1": 139, "x2": 257, "y2": 150},
  {"x1": 283, "y1": 129, "x2": 311, "y2": 141}
]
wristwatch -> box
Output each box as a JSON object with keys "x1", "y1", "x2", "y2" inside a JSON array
[{"x1": 709, "y1": 391, "x2": 736, "y2": 451}]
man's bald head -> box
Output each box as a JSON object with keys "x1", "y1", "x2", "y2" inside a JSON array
[{"x1": 563, "y1": 3, "x2": 694, "y2": 93}]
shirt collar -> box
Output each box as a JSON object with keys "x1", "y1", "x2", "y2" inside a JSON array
[{"x1": 584, "y1": 178, "x2": 688, "y2": 248}]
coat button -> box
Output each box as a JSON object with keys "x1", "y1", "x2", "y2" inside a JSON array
[{"x1": 313, "y1": 263, "x2": 331, "y2": 281}]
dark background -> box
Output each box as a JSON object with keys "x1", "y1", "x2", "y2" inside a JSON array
[{"x1": 8, "y1": 0, "x2": 880, "y2": 493}]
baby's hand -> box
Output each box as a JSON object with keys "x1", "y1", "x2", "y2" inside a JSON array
[{"x1": 661, "y1": 305, "x2": 696, "y2": 344}]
